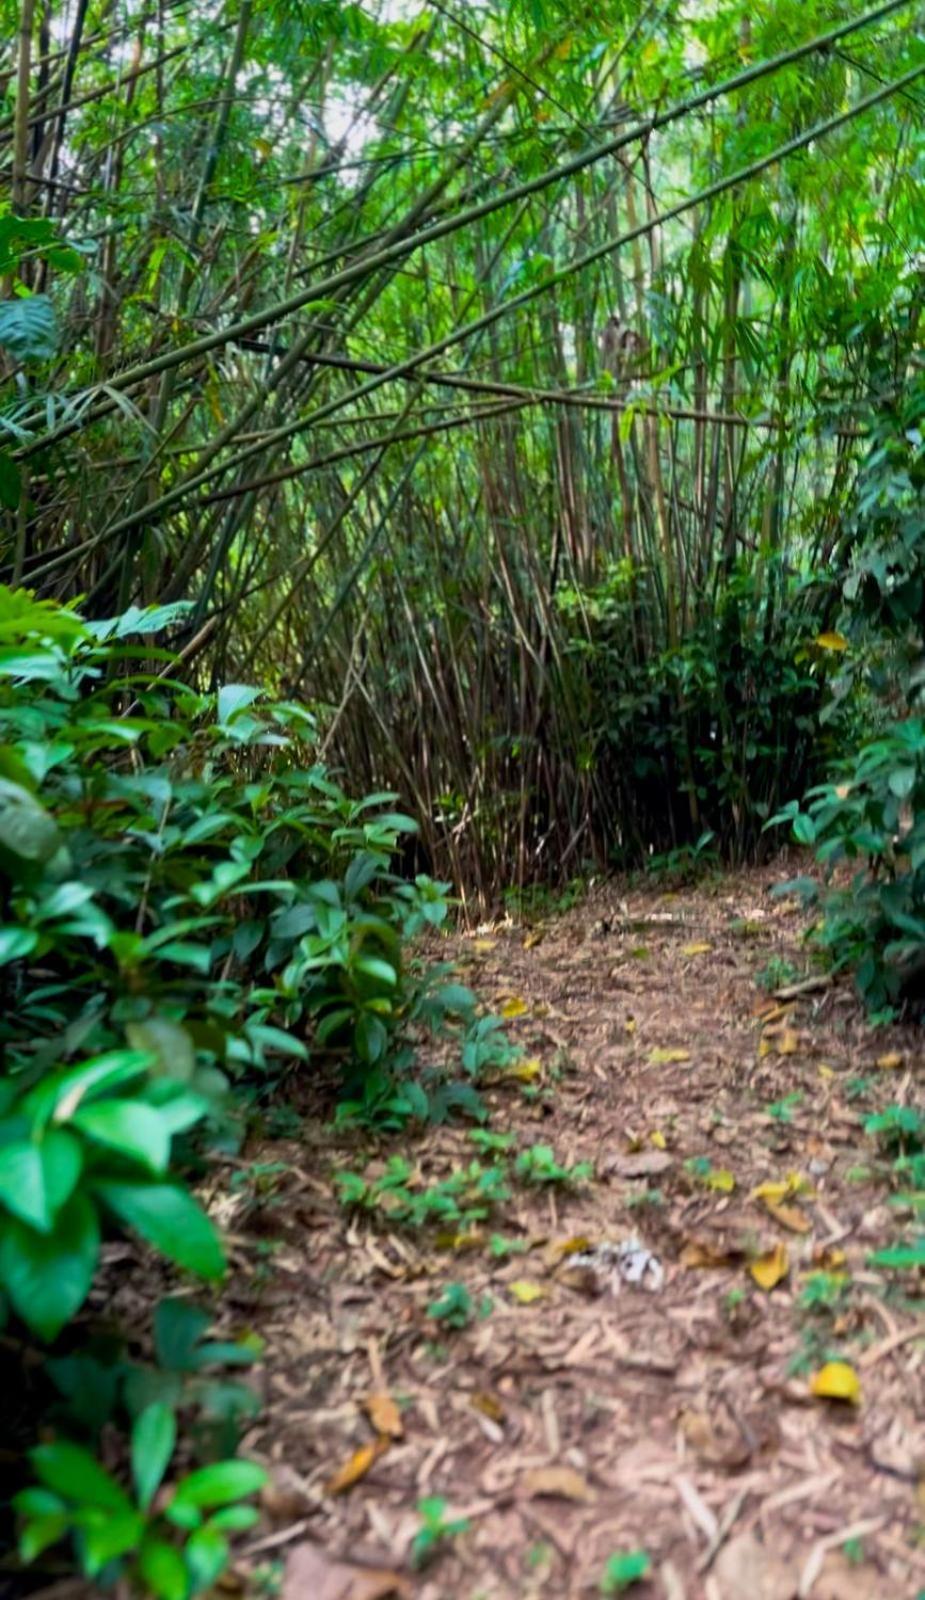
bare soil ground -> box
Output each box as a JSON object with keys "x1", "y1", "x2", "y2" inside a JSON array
[{"x1": 110, "y1": 868, "x2": 925, "y2": 1600}]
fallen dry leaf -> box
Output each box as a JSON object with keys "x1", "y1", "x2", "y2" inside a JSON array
[
  {"x1": 813, "y1": 1551, "x2": 883, "y2": 1600},
  {"x1": 500, "y1": 995, "x2": 528, "y2": 1019},
  {"x1": 520, "y1": 1465, "x2": 595, "y2": 1502},
  {"x1": 678, "y1": 1408, "x2": 751, "y2": 1470},
  {"x1": 362, "y1": 1392, "x2": 403, "y2": 1439},
  {"x1": 608, "y1": 1149, "x2": 673, "y2": 1179},
  {"x1": 875, "y1": 1050, "x2": 903, "y2": 1069},
  {"x1": 470, "y1": 1390, "x2": 505, "y2": 1423},
  {"x1": 682, "y1": 941, "x2": 712, "y2": 956},
  {"x1": 472, "y1": 938, "x2": 496, "y2": 953},
  {"x1": 762, "y1": 1198, "x2": 812, "y2": 1234},
  {"x1": 713, "y1": 1530, "x2": 796, "y2": 1600},
  {"x1": 324, "y1": 1436, "x2": 390, "y2": 1496},
  {"x1": 649, "y1": 1129, "x2": 667, "y2": 1149},
  {"x1": 649, "y1": 1047, "x2": 691, "y2": 1064},
  {"x1": 523, "y1": 928, "x2": 545, "y2": 950},
  {"x1": 776, "y1": 1028, "x2": 800, "y2": 1055},
  {"x1": 434, "y1": 1228, "x2": 483, "y2": 1251},
  {"x1": 680, "y1": 1238, "x2": 742, "y2": 1269},
  {"x1": 283, "y1": 1541, "x2": 411, "y2": 1600},
  {"x1": 542, "y1": 1234, "x2": 591, "y2": 1269},
  {"x1": 810, "y1": 1361, "x2": 861, "y2": 1405},
  {"x1": 261, "y1": 1463, "x2": 311, "y2": 1522}
]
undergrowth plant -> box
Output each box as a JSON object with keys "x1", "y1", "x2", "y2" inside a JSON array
[{"x1": 0, "y1": 586, "x2": 495, "y2": 1592}]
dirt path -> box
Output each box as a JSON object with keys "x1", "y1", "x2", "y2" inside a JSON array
[{"x1": 233, "y1": 867, "x2": 925, "y2": 1600}]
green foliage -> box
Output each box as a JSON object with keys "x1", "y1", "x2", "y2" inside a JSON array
[
  {"x1": 334, "y1": 1154, "x2": 511, "y2": 1229},
  {"x1": 14, "y1": 1417, "x2": 266, "y2": 1598},
  {"x1": 600, "y1": 1549, "x2": 651, "y2": 1593},
  {"x1": 771, "y1": 718, "x2": 925, "y2": 1012},
  {"x1": 799, "y1": 1272, "x2": 850, "y2": 1315},
  {"x1": 514, "y1": 1143, "x2": 593, "y2": 1185},
  {"x1": 864, "y1": 1103, "x2": 925, "y2": 1274},
  {"x1": 560, "y1": 559, "x2": 840, "y2": 867},
  {"x1": 0, "y1": 588, "x2": 460, "y2": 1340},
  {"x1": 755, "y1": 956, "x2": 800, "y2": 994},
  {"x1": 0, "y1": 586, "x2": 496, "y2": 1588},
  {"x1": 410, "y1": 1496, "x2": 471, "y2": 1569},
  {"x1": 426, "y1": 1282, "x2": 481, "y2": 1330},
  {"x1": 766, "y1": 1091, "x2": 803, "y2": 1123}
]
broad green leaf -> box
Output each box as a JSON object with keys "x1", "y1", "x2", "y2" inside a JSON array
[
  {"x1": 138, "y1": 1537, "x2": 190, "y2": 1600},
  {"x1": 216, "y1": 684, "x2": 261, "y2": 725},
  {"x1": 0, "y1": 926, "x2": 36, "y2": 965},
  {"x1": 154, "y1": 1296, "x2": 212, "y2": 1370},
  {"x1": 0, "y1": 779, "x2": 60, "y2": 867},
  {"x1": 74, "y1": 1100, "x2": 171, "y2": 1173},
  {"x1": 0, "y1": 1192, "x2": 99, "y2": 1340},
  {"x1": 94, "y1": 1180, "x2": 225, "y2": 1279},
  {"x1": 81, "y1": 1509, "x2": 147, "y2": 1576},
  {"x1": 30, "y1": 1439, "x2": 131, "y2": 1511},
  {"x1": 169, "y1": 1458, "x2": 266, "y2": 1511},
  {"x1": 184, "y1": 1525, "x2": 230, "y2": 1590},
  {"x1": 0, "y1": 1141, "x2": 47, "y2": 1229},
  {"x1": 132, "y1": 1402, "x2": 177, "y2": 1510}
]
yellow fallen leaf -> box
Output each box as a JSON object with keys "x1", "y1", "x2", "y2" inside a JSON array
[
  {"x1": 818, "y1": 1063, "x2": 835, "y2": 1080},
  {"x1": 625, "y1": 1017, "x2": 637, "y2": 1034},
  {"x1": 750, "y1": 1242, "x2": 789, "y2": 1291},
  {"x1": 777, "y1": 1029, "x2": 800, "y2": 1055},
  {"x1": 472, "y1": 939, "x2": 496, "y2": 953},
  {"x1": 500, "y1": 996, "x2": 528, "y2": 1020},
  {"x1": 875, "y1": 1051, "x2": 904, "y2": 1070},
  {"x1": 758, "y1": 1037, "x2": 773, "y2": 1059},
  {"x1": 682, "y1": 941, "x2": 712, "y2": 956},
  {"x1": 523, "y1": 928, "x2": 545, "y2": 950},
  {"x1": 810, "y1": 1361, "x2": 861, "y2": 1405},
  {"x1": 649, "y1": 1047, "x2": 691, "y2": 1064},
  {"x1": 325, "y1": 1436, "x2": 389, "y2": 1495},
  {"x1": 649, "y1": 1129, "x2": 667, "y2": 1150},
  {"x1": 362, "y1": 1392, "x2": 403, "y2": 1439},
  {"x1": 509, "y1": 1279, "x2": 546, "y2": 1304},
  {"x1": 751, "y1": 1173, "x2": 812, "y2": 1204},
  {"x1": 815, "y1": 631, "x2": 849, "y2": 652},
  {"x1": 506, "y1": 1055, "x2": 542, "y2": 1083},
  {"x1": 706, "y1": 1169, "x2": 736, "y2": 1193}
]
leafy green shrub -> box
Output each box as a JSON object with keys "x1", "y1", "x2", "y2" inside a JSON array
[
  {"x1": 558, "y1": 557, "x2": 838, "y2": 865},
  {"x1": 771, "y1": 720, "x2": 925, "y2": 1011},
  {"x1": 0, "y1": 585, "x2": 493, "y2": 1591},
  {"x1": 15, "y1": 1415, "x2": 266, "y2": 1598}
]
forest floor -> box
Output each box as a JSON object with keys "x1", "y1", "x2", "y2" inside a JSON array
[{"x1": 225, "y1": 866, "x2": 924, "y2": 1600}]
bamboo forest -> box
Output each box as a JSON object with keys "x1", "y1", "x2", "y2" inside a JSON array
[{"x1": 0, "y1": 0, "x2": 924, "y2": 1595}]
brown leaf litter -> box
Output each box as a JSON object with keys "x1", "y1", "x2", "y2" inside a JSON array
[{"x1": 40, "y1": 867, "x2": 925, "y2": 1599}]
